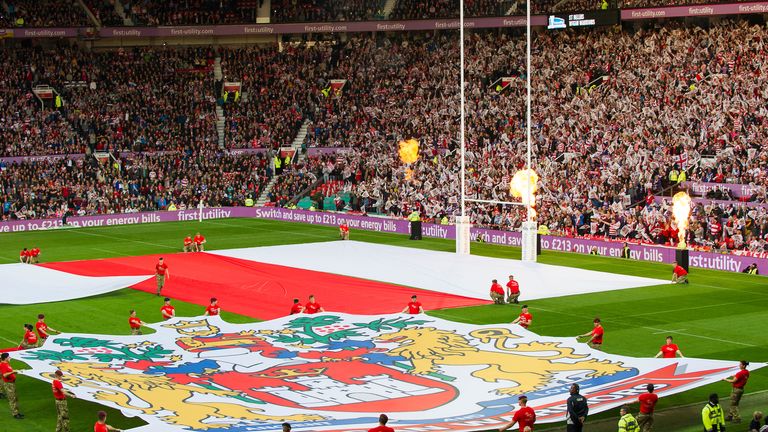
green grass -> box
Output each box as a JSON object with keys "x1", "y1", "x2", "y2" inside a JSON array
[{"x1": 0, "y1": 217, "x2": 766, "y2": 432}]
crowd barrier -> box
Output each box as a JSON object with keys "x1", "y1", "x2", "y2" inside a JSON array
[{"x1": 1, "y1": 206, "x2": 765, "y2": 275}]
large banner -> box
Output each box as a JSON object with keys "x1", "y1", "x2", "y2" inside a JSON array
[
  {"x1": 682, "y1": 181, "x2": 765, "y2": 199},
  {"x1": 622, "y1": 2, "x2": 768, "y2": 19},
  {"x1": 18, "y1": 314, "x2": 758, "y2": 432}
]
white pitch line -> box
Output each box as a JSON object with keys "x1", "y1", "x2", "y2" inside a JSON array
[
  {"x1": 652, "y1": 329, "x2": 687, "y2": 334},
  {"x1": 534, "y1": 305, "x2": 758, "y2": 348},
  {"x1": 0, "y1": 335, "x2": 20, "y2": 346},
  {"x1": 643, "y1": 326, "x2": 757, "y2": 348},
  {"x1": 65, "y1": 228, "x2": 176, "y2": 250}
]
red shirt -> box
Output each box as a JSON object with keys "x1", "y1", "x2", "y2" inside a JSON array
[
  {"x1": 0, "y1": 362, "x2": 16, "y2": 382},
  {"x1": 155, "y1": 262, "x2": 168, "y2": 276},
  {"x1": 340, "y1": 224, "x2": 349, "y2": 232},
  {"x1": 20, "y1": 250, "x2": 29, "y2": 257},
  {"x1": 53, "y1": 379, "x2": 66, "y2": 400},
  {"x1": 305, "y1": 302, "x2": 322, "y2": 314},
  {"x1": 406, "y1": 301, "x2": 422, "y2": 314},
  {"x1": 517, "y1": 312, "x2": 533, "y2": 328},
  {"x1": 94, "y1": 421, "x2": 109, "y2": 432},
  {"x1": 673, "y1": 265, "x2": 687, "y2": 277},
  {"x1": 24, "y1": 329, "x2": 38, "y2": 345},
  {"x1": 491, "y1": 283, "x2": 505, "y2": 295},
  {"x1": 31, "y1": 248, "x2": 40, "y2": 257},
  {"x1": 206, "y1": 304, "x2": 220, "y2": 316},
  {"x1": 732, "y1": 369, "x2": 750, "y2": 389},
  {"x1": 184, "y1": 236, "x2": 193, "y2": 246},
  {"x1": 368, "y1": 426, "x2": 394, "y2": 432},
  {"x1": 161, "y1": 305, "x2": 175, "y2": 319},
  {"x1": 638, "y1": 392, "x2": 658, "y2": 414},
  {"x1": 36, "y1": 321, "x2": 50, "y2": 339},
  {"x1": 129, "y1": 317, "x2": 142, "y2": 329},
  {"x1": 591, "y1": 325, "x2": 604, "y2": 344},
  {"x1": 512, "y1": 406, "x2": 536, "y2": 431},
  {"x1": 506, "y1": 280, "x2": 520, "y2": 294},
  {"x1": 290, "y1": 303, "x2": 303, "y2": 315},
  {"x1": 660, "y1": 343, "x2": 679, "y2": 358},
  {"x1": 194, "y1": 234, "x2": 206, "y2": 244}
]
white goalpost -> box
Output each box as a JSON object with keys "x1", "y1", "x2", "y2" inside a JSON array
[{"x1": 456, "y1": 0, "x2": 537, "y2": 261}]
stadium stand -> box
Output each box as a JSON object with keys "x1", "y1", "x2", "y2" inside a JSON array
[{"x1": 0, "y1": 0, "x2": 91, "y2": 27}]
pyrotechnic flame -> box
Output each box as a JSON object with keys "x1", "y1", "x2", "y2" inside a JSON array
[
  {"x1": 398, "y1": 139, "x2": 419, "y2": 165},
  {"x1": 405, "y1": 168, "x2": 414, "y2": 180},
  {"x1": 510, "y1": 169, "x2": 539, "y2": 220},
  {"x1": 672, "y1": 191, "x2": 692, "y2": 249}
]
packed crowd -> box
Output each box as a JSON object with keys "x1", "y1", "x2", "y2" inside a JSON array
[
  {"x1": 220, "y1": 45, "x2": 321, "y2": 150},
  {"x1": 127, "y1": 0, "x2": 259, "y2": 26},
  {"x1": 2, "y1": 19, "x2": 768, "y2": 253},
  {"x1": 0, "y1": 45, "x2": 219, "y2": 157},
  {"x1": 0, "y1": 150, "x2": 269, "y2": 220},
  {"x1": 271, "y1": 0, "x2": 386, "y2": 23},
  {"x1": 0, "y1": 0, "x2": 91, "y2": 27},
  {"x1": 295, "y1": 21, "x2": 768, "y2": 253},
  {"x1": 83, "y1": 0, "x2": 124, "y2": 26}
]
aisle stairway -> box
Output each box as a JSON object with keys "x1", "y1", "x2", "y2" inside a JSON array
[
  {"x1": 214, "y1": 57, "x2": 226, "y2": 149},
  {"x1": 254, "y1": 119, "x2": 312, "y2": 206}
]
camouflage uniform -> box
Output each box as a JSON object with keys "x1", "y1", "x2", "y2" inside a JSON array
[
  {"x1": 55, "y1": 398, "x2": 70, "y2": 432},
  {"x1": 3, "y1": 381, "x2": 20, "y2": 416}
]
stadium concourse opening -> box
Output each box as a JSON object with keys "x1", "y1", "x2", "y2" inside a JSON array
[{"x1": 15, "y1": 241, "x2": 668, "y2": 317}]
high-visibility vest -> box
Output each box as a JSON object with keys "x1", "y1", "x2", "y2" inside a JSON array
[
  {"x1": 748, "y1": 267, "x2": 758, "y2": 275},
  {"x1": 440, "y1": 216, "x2": 449, "y2": 225},
  {"x1": 601, "y1": 0, "x2": 608, "y2": 9},
  {"x1": 618, "y1": 413, "x2": 639, "y2": 432},
  {"x1": 702, "y1": 403, "x2": 725, "y2": 431},
  {"x1": 274, "y1": 156, "x2": 281, "y2": 168},
  {"x1": 677, "y1": 171, "x2": 687, "y2": 184},
  {"x1": 408, "y1": 211, "x2": 420, "y2": 222},
  {"x1": 223, "y1": 91, "x2": 229, "y2": 102},
  {"x1": 284, "y1": 156, "x2": 291, "y2": 166},
  {"x1": 234, "y1": 90, "x2": 240, "y2": 102},
  {"x1": 669, "y1": 170, "x2": 678, "y2": 183},
  {"x1": 167, "y1": 203, "x2": 177, "y2": 211},
  {"x1": 55, "y1": 95, "x2": 62, "y2": 108},
  {"x1": 245, "y1": 198, "x2": 254, "y2": 207}
]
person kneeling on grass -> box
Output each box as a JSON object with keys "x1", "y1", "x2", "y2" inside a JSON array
[
  {"x1": 671, "y1": 261, "x2": 689, "y2": 284},
  {"x1": 339, "y1": 223, "x2": 350, "y2": 240},
  {"x1": 490, "y1": 279, "x2": 505, "y2": 305}
]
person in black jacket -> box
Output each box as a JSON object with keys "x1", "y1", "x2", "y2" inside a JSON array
[{"x1": 566, "y1": 383, "x2": 588, "y2": 432}]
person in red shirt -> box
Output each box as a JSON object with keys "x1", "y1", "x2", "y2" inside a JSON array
[
  {"x1": 655, "y1": 336, "x2": 684, "y2": 359},
  {"x1": 499, "y1": 395, "x2": 536, "y2": 432},
  {"x1": 20, "y1": 324, "x2": 38, "y2": 349},
  {"x1": 368, "y1": 414, "x2": 394, "y2": 432},
  {"x1": 0, "y1": 352, "x2": 23, "y2": 418},
  {"x1": 161, "y1": 298, "x2": 175, "y2": 320},
  {"x1": 339, "y1": 223, "x2": 350, "y2": 240},
  {"x1": 36, "y1": 314, "x2": 61, "y2": 344},
  {"x1": 506, "y1": 275, "x2": 521, "y2": 304},
  {"x1": 155, "y1": 257, "x2": 170, "y2": 296},
  {"x1": 512, "y1": 305, "x2": 533, "y2": 329},
  {"x1": 30, "y1": 247, "x2": 41, "y2": 264},
  {"x1": 19, "y1": 248, "x2": 30, "y2": 264},
  {"x1": 289, "y1": 298, "x2": 304, "y2": 315},
  {"x1": 128, "y1": 310, "x2": 146, "y2": 335},
  {"x1": 183, "y1": 235, "x2": 195, "y2": 252},
  {"x1": 578, "y1": 318, "x2": 604, "y2": 350},
  {"x1": 671, "y1": 261, "x2": 689, "y2": 284},
  {"x1": 724, "y1": 360, "x2": 750, "y2": 423},
  {"x1": 94, "y1": 410, "x2": 121, "y2": 432},
  {"x1": 304, "y1": 295, "x2": 324, "y2": 314},
  {"x1": 401, "y1": 295, "x2": 424, "y2": 314},
  {"x1": 637, "y1": 383, "x2": 658, "y2": 431},
  {"x1": 490, "y1": 279, "x2": 505, "y2": 304},
  {"x1": 205, "y1": 298, "x2": 221, "y2": 316},
  {"x1": 194, "y1": 232, "x2": 206, "y2": 252},
  {"x1": 52, "y1": 369, "x2": 75, "y2": 432}
]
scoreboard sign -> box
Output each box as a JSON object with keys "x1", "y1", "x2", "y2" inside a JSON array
[{"x1": 547, "y1": 10, "x2": 619, "y2": 29}]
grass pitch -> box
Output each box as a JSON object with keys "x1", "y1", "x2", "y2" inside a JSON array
[{"x1": 0, "y1": 217, "x2": 766, "y2": 432}]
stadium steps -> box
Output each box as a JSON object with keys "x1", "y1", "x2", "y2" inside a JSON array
[
  {"x1": 214, "y1": 57, "x2": 226, "y2": 149},
  {"x1": 256, "y1": 0, "x2": 271, "y2": 23},
  {"x1": 290, "y1": 119, "x2": 311, "y2": 164},
  {"x1": 381, "y1": 0, "x2": 397, "y2": 19},
  {"x1": 112, "y1": 0, "x2": 132, "y2": 25},
  {"x1": 255, "y1": 176, "x2": 279, "y2": 207}
]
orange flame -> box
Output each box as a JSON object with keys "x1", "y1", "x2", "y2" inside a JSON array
[
  {"x1": 510, "y1": 169, "x2": 539, "y2": 220},
  {"x1": 671, "y1": 191, "x2": 692, "y2": 249},
  {"x1": 398, "y1": 139, "x2": 419, "y2": 165}
]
